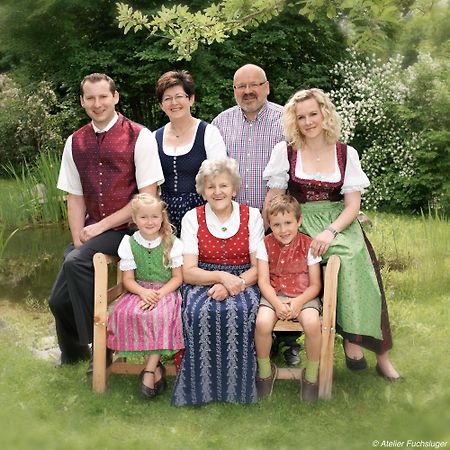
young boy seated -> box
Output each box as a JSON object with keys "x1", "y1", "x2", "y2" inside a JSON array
[{"x1": 255, "y1": 194, "x2": 322, "y2": 402}]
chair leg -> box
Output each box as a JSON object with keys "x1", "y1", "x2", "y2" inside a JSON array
[
  {"x1": 318, "y1": 255, "x2": 340, "y2": 399},
  {"x1": 92, "y1": 253, "x2": 109, "y2": 393}
]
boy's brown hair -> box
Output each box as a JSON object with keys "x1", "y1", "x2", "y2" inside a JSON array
[{"x1": 267, "y1": 194, "x2": 302, "y2": 221}]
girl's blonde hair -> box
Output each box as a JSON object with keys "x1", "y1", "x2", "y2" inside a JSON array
[
  {"x1": 282, "y1": 88, "x2": 341, "y2": 149},
  {"x1": 131, "y1": 193, "x2": 175, "y2": 267}
]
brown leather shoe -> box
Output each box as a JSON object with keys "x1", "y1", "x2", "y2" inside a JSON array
[
  {"x1": 256, "y1": 363, "x2": 278, "y2": 399},
  {"x1": 299, "y1": 369, "x2": 319, "y2": 403}
]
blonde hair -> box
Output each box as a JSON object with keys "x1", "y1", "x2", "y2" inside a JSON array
[
  {"x1": 131, "y1": 193, "x2": 175, "y2": 267},
  {"x1": 283, "y1": 88, "x2": 341, "y2": 149},
  {"x1": 267, "y1": 194, "x2": 302, "y2": 221},
  {"x1": 195, "y1": 157, "x2": 241, "y2": 195}
]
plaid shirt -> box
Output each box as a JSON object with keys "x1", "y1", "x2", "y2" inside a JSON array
[{"x1": 212, "y1": 101, "x2": 284, "y2": 209}]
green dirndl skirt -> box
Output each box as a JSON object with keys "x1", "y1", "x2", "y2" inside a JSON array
[{"x1": 300, "y1": 201, "x2": 383, "y2": 341}]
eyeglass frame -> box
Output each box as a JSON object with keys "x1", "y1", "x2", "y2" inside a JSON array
[
  {"x1": 161, "y1": 93, "x2": 190, "y2": 104},
  {"x1": 233, "y1": 81, "x2": 268, "y2": 91}
]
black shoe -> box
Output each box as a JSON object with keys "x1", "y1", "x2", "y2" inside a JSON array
[
  {"x1": 140, "y1": 370, "x2": 158, "y2": 399},
  {"x1": 284, "y1": 344, "x2": 301, "y2": 366},
  {"x1": 55, "y1": 348, "x2": 91, "y2": 367},
  {"x1": 343, "y1": 341, "x2": 367, "y2": 371},
  {"x1": 86, "y1": 348, "x2": 113, "y2": 376}
]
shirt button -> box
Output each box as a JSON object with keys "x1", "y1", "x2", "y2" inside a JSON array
[
  {"x1": 99, "y1": 172, "x2": 103, "y2": 176},
  {"x1": 99, "y1": 162, "x2": 102, "y2": 166}
]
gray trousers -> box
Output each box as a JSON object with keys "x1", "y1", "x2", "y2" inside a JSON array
[{"x1": 48, "y1": 230, "x2": 129, "y2": 363}]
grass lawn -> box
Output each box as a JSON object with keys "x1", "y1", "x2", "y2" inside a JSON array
[{"x1": 0, "y1": 212, "x2": 449, "y2": 450}]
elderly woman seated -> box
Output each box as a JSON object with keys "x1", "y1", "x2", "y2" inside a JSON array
[{"x1": 172, "y1": 157, "x2": 264, "y2": 406}]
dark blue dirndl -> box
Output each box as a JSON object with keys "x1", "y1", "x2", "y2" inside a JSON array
[{"x1": 172, "y1": 262, "x2": 260, "y2": 406}]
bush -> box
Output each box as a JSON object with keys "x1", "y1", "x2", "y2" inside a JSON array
[
  {"x1": 330, "y1": 50, "x2": 450, "y2": 213},
  {"x1": 0, "y1": 74, "x2": 77, "y2": 173}
]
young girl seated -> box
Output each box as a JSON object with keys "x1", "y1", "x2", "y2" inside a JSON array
[
  {"x1": 107, "y1": 193, "x2": 184, "y2": 399},
  {"x1": 255, "y1": 194, "x2": 322, "y2": 402}
]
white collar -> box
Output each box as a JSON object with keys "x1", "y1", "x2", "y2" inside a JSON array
[
  {"x1": 133, "y1": 231, "x2": 162, "y2": 249},
  {"x1": 92, "y1": 113, "x2": 119, "y2": 133}
]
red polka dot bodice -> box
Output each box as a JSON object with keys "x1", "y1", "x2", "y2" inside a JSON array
[{"x1": 197, "y1": 204, "x2": 250, "y2": 265}]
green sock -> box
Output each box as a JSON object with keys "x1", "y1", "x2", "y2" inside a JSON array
[
  {"x1": 305, "y1": 359, "x2": 319, "y2": 384},
  {"x1": 257, "y1": 357, "x2": 271, "y2": 378}
]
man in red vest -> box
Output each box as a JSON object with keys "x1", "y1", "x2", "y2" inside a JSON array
[{"x1": 49, "y1": 73, "x2": 164, "y2": 370}]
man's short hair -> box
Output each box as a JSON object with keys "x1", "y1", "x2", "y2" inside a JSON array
[{"x1": 80, "y1": 73, "x2": 116, "y2": 96}]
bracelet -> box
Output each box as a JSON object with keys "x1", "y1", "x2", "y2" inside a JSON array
[
  {"x1": 239, "y1": 276, "x2": 246, "y2": 286},
  {"x1": 326, "y1": 226, "x2": 338, "y2": 237}
]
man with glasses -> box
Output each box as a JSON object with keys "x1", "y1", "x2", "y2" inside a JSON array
[
  {"x1": 212, "y1": 64, "x2": 284, "y2": 211},
  {"x1": 212, "y1": 65, "x2": 301, "y2": 366}
]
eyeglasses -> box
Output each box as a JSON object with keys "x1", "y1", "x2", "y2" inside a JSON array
[
  {"x1": 233, "y1": 81, "x2": 267, "y2": 91},
  {"x1": 162, "y1": 94, "x2": 189, "y2": 104}
]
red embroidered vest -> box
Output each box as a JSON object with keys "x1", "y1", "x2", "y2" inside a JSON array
[
  {"x1": 197, "y1": 204, "x2": 250, "y2": 265},
  {"x1": 265, "y1": 232, "x2": 312, "y2": 297},
  {"x1": 287, "y1": 142, "x2": 348, "y2": 203},
  {"x1": 72, "y1": 114, "x2": 143, "y2": 229}
]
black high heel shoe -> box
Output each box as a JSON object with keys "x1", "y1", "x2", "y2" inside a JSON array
[
  {"x1": 343, "y1": 340, "x2": 368, "y2": 371},
  {"x1": 139, "y1": 370, "x2": 158, "y2": 399}
]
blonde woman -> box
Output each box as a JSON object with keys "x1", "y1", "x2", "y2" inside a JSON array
[{"x1": 263, "y1": 88, "x2": 401, "y2": 382}]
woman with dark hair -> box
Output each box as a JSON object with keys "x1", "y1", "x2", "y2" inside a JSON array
[
  {"x1": 155, "y1": 70, "x2": 227, "y2": 236},
  {"x1": 263, "y1": 88, "x2": 401, "y2": 382}
]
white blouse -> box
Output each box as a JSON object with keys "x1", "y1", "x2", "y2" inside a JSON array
[
  {"x1": 181, "y1": 201, "x2": 264, "y2": 256},
  {"x1": 155, "y1": 121, "x2": 227, "y2": 158},
  {"x1": 118, "y1": 231, "x2": 184, "y2": 271},
  {"x1": 263, "y1": 141, "x2": 370, "y2": 194},
  {"x1": 256, "y1": 241, "x2": 321, "y2": 265}
]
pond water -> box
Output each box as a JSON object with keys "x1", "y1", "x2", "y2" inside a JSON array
[{"x1": 0, "y1": 225, "x2": 71, "y2": 303}]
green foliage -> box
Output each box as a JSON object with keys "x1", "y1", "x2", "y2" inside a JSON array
[
  {"x1": 330, "y1": 50, "x2": 450, "y2": 213},
  {"x1": 3, "y1": 150, "x2": 67, "y2": 226},
  {"x1": 394, "y1": 0, "x2": 450, "y2": 65},
  {"x1": 117, "y1": 0, "x2": 286, "y2": 60},
  {"x1": 117, "y1": 0, "x2": 405, "y2": 60},
  {"x1": 0, "y1": 74, "x2": 77, "y2": 172},
  {"x1": 0, "y1": 226, "x2": 19, "y2": 259}
]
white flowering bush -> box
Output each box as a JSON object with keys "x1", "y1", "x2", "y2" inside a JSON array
[{"x1": 329, "y1": 50, "x2": 442, "y2": 211}]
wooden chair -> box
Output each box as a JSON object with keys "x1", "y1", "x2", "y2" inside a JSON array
[
  {"x1": 91, "y1": 253, "x2": 177, "y2": 393},
  {"x1": 273, "y1": 254, "x2": 340, "y2": 400},
  {"x1": 92, "y1": 252, "x2": 340, "y2": 398}
]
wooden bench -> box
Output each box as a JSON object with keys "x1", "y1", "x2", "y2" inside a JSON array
[
  {"x1": 92, "y1": 253, "x2": 340, "y2": 399},
  {"x1": 273, "y1": 254, "x2": 340, "y2": 400}
]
